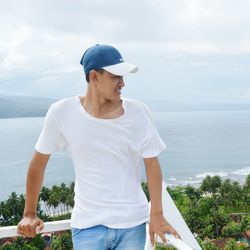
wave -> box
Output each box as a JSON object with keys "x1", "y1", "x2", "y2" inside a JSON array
[
  {"x1": 169, "y1": 177, "x2": 177, "y2": 181},
  {"x1": 231, "y1": 166, "x2": 250, "y2": 176},
  {"x1": 195, "y1": 171, "x2": 228, "y2": 178},
  {"x1": 164, "y1": 166, "x2": 249, "y2": 188}
]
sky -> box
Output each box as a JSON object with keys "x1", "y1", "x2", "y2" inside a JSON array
[{"x1": 0, "y1": 0, "x2": 250, "y2": 103}]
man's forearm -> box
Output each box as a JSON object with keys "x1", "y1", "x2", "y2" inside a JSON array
[
  {"x1": 23, "y1": 152, "x2": 49, "y2": 216},
  {"x1": 144, "y1": 157, "x2": 163, "y2": 214}
]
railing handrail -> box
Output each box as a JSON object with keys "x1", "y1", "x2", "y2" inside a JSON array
[
  {"x1": 0, "y1": 220, "x2": 195, "y2": 250},
  {"x1": 0, "y1": 219, "x2": 71, "y2": 238}
]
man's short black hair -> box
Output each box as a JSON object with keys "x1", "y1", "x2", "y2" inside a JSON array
[{"x1": 85, "y1": 69, "x2": 104, "y2": 83}]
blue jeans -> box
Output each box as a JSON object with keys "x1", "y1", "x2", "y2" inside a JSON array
[{"x1": 71, "y1": 222, "x2": 146, "y2": 250}]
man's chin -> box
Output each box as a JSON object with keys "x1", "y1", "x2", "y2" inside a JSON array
[
  {"x1": 113, "y1": 92, "x2": 122, "y2": 99},
  {"x1": 104, "y1": 95, "x2": 121, "y2": 102}
]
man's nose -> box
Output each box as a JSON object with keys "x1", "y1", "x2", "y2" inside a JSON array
[{"x1": 119, "y1": 77, "x2": 125, "y2": 87}]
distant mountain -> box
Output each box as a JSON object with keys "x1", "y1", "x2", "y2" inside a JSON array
[
  {"x1": 144, "y1": 100, "x2": 250, "y2": 112},
  {"x1": 0, "y1": 95, "x2": 57, "y2": 118},
  {"x1": 1, "y1": 96, "x2": 250, "y2": 118}
]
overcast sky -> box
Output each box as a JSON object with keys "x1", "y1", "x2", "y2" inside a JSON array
[{"x1": 1, "y1": 0, "x2": 250, "y2": 103}]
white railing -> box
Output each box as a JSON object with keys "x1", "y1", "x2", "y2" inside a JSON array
[
  {"x1": 0, "y1": 219, "x2": 70, "y2": 238},
  {"x1": 0, "y1": 220, "x2": 195, "y2": 250}
]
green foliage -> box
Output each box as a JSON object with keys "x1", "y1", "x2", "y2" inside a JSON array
[
  {"x1": 51, "y1": 231, "x2": 73, "y2": 250},
  {"x1": 240, "y1": 175, "x2": 250, "y2": 213},
  {"x1": 0, "y1": 192, "x2": 24, "y2": 226},
  {"x1": 224, "y1": 238, "x2": 245, "y2": 250},
  {"x1": 144, "y1": 175, "x2": 249, "y2": 247},
  {"x1": 240, "y1": 214, "x2": 250, "y2": 231},
  {"x1": 167, "y1": 186, "x2": 190, "y2": 216},
  {"x1": 155, "y1": 245, "x2": 176, "y2": 250},
  {"x1": 40, "y1": 182, "x2": 75, "y2": 218},
  {"x1": 219, "y1": 179, "x2": 243, "y2": 208},
  {"x1": 200, "y1": 175, "x2": 222, "y2": 194},
  {"x1": 222, "y1": 221, "x2": 243, "y2": 239},
  {"x1": 0, "y1": 233, "x2": 72, "y2": 250},
  {"x1": 0, "y1": 192, "x2": 47, "y2": 227},
  {"x1": 0, "y1": 235, "x2": 44, "y2": 250},
  {"x1": 141, "y1": 182, "x2": 150, "y2": 201},
  {"x1": 200, "y1": 239, "x2": 219, "y2": 250},
  {"x1": 28, "y1": 234, "x2": 46, "y2": 250},
  {"x1": 1, "y1": 245, "x2": 16, "y2": 250},
  {"x1": 185, "y1": 184, "x2": 202, "y2": 202},
  {"x1": 1, "y1": 175, "x2": 250, "y2": 249}
]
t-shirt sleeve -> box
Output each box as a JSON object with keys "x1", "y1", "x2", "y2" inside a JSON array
[
  {"x1": 35, "y1": 105, "x2": 67, "y2": 154},
  {"x1": 141, "y1": 104, "x2": 166, "y2": 158}
]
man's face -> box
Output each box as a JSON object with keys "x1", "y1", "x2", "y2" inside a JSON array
[{"x1": 95, "y1": 70, "x2": 125, "y2": 101}]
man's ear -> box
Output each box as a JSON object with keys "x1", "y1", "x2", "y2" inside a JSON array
[{"x1": 89, "y1": 70, "x2": 99, "y2": 84}]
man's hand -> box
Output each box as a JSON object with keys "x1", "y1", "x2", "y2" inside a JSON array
[
  {"x1": 17, "y1": 215, "x2": 44, "y2": 238},
  {"x1": 149, "y1": 211, "x2": 181, "y2": 247}
]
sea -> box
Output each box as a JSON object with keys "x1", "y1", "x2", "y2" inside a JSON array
[{"x1": 0, "y1": 110, "x2": 249, "y2": 201}]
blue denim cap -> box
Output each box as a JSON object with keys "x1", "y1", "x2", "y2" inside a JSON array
[{"x1": 80, "y1": 44, "x2": 138, "y2": 76}]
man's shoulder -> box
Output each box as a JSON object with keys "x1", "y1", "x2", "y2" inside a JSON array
[
  {"x1": 51, "y1": 96, "x2": 77, "y2": 109},
  {"x1": 49, "y1": 96, "x2": 77, "y2": 114}
]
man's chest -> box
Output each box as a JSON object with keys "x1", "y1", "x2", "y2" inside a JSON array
[{"x1": 60, "y1": 118, "x2": 145, "y2": 155}]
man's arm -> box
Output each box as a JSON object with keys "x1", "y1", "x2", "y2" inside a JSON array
[
  {"x1": 144, "y1": 157, "x2": 181, "y2": 246},
  {"x1": 17, "y1": 151, "x2": 50, "y2": 238}
]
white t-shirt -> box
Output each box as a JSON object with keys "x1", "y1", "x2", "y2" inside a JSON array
[{"x1": 35, "y1": 96, "x2": 166, "y2": 229}]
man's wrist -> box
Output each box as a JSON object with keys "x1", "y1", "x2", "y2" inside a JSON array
[
  {"x1": 23, "y1": 212, "x2": 37, "y2": 218},
  {"x1": 150, "y1": 209, "x2": 163, "y2": 216}
]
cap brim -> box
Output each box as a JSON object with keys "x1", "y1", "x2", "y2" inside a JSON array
[{"x1": 102, "y1": 62, "x2": 138, "y2": 76}]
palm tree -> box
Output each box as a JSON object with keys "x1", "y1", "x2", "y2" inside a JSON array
[
  {"x1": 185, "y1": 184, "x2": 201, "y2": 204},
  {"x1": 59, "y1": 183, "x2": 68, "y2": 214},
  {"x1": 244, "y1": 174, "x2": 250, "y2": 189},
  {"x1": 48, "y1": 185, "x2": 61, "y2": 217},
  {"x1": 0, "y1": 201, "x2": 11, "y2": 226},
  {"x1": 5, "y1": 192, "x2": 23, "y2": 225},
  {"x1": 65, "y1": 193, "x2": 74, "y2": 212},
  {"x1": 209, "y1": 207, "x2": 227, "y2": 238},
  {"x1": 240, "y1": 176, "x2": 250, "y2": 213},
  {"x1": 219, "y1": 179, "x2": 234, "y2": 208},
  {"x1": 210, "y1": 176, "x2": 222, "y2": 194},
  {"x1": 39, "y1": 186, "x2": 51, "y2": 215},
  {"x1": 200, "y1": 175, "x2": 222, "y2": 195},
  {"x1": 7, "y1": 192, "x2": 19, "y2": 216},
  {"x1": 69, "y1": 181, "x2": 75, "y2": 193}
]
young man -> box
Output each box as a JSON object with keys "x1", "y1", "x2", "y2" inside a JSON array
[{"x1": 17, "y1": 44, "x2": 180, "y2": 249}]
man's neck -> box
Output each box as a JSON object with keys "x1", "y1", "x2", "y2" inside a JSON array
[{"x1": 80, "y1": 91, "x2": 122, "y2": 119}]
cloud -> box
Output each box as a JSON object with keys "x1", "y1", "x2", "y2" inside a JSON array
[{"x1": 0, "y1": 0, "x2": 250, "y2": 102}]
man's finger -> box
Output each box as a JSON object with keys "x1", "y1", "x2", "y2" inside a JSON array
[
  {"x1": 31, "y1": 223, "x2": 39, "y2": 238},
  {"x1": 150, "y1": 233, "x2": 155, "y2": 246},
  {"x1": 158, "y1": 232, "x2": 168, "y2": 245},
  {"x1": 17, "y1": 225, "x2": 22, "y2": 234},
  {"x1": 36, "y1": 220, "x2": 44, "y2": 234},
  {"x1": 22, "y1": 226, "x2": 29, "y2": 238},
  {"x1": 27, "y1": 226, "x2": 33, "y2": 238},
  {"x1": 174, "y1": 232, "x2": 182, "y2": 240},
  {"x1": 30, "y1": 229, "x2": 37, "y2": 238},
  {"x1": 17, "y1": 226, "x2": 24, "y2": 236}
]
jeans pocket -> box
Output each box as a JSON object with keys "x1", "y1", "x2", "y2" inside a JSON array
[{"x1": 71, "y1": 227, "x2": 83, "y2": 237}]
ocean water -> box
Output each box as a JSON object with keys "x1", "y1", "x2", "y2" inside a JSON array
[{"x1": 0, "y1": 111, "x2": 249, "y2": 201}]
